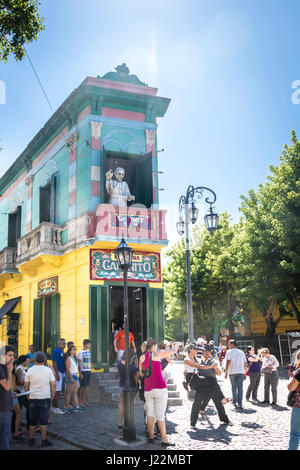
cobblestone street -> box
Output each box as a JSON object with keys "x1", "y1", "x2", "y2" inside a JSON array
[{"x1": 10, "y1": 363, "x2": 292, "y2": 451}]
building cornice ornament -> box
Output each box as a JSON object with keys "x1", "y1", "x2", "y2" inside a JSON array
[
  {"x1": 145, "y1": 129, "x2": 156, "y2": 147},
  {"x1": 91, "y1": 121, "x2": 103, "y2": 139},
  {"x1": 25, "y1": 175, "x2": 34, "y2": 186},
  {"x1": 66, "y1": 131, "x2": 79, "y2": 152}
]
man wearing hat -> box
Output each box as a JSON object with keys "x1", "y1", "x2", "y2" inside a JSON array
[
  {"x1": 197, "y1": 344, "x2": 232, "y2": 425},
  {"x1": 196, "y1": 338, "x2": 206, "y2": 360}
]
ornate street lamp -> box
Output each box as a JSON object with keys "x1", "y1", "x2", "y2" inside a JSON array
[
  {"x1": 115, "y1": 238, "x2": 136, "y2": 442},
  {"x1": 177, "y1": 185, "x2": 219, "y2": 340}
]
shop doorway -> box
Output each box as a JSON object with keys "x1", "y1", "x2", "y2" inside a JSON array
[{"x1": 109, "y1": 286, "x2": 146, "y2": 366}]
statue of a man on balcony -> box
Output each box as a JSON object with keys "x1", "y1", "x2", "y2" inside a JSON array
[{"x1": 105, "y1": 167, "x2": 135, "y2": 207}]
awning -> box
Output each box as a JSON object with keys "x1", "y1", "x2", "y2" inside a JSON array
[{"x1": 0, "y1": 297, "x2": 21, "y2": 322}]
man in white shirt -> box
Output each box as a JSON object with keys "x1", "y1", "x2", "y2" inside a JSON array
[
  {"x1": 225, "y1": 340, "x2": 248, "y2": 409},
  {"x1": 24, "y1": 351, "x2": 56, "y2": 447}
]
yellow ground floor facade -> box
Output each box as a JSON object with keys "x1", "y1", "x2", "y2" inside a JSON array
[{"x1": 0, "y1": 241, "x2": 165, "y2": 371}]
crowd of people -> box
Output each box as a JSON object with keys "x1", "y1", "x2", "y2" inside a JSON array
[
  {"x1": 1, "y1": 331, "x2": 300, "y2": 450},
  {"x1": 182, "y1": 336, "x2": 300, "y2": 450},
  {"x1": 0, "y1": 338, "x2": 93, "y2": 449}
]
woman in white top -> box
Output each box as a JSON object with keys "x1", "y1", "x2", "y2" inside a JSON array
[
  {"x1": 64, "y1": 346, "x2": 83, "y2": 413},
  {"x1": 259, "y1": 348, "x2": 280, "y2": 405},
  {"x1": 15, "y1": 355, "x2": 30, "y2": 431}
]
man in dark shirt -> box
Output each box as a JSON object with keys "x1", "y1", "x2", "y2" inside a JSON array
[
  {"x1": 0, "y1": 346, "x2": 15, "y2": 450},
  {"x1": 196, "y1": 345, "x2": 232, "y2": 425}
]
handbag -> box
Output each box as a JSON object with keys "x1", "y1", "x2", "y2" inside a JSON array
[
  {"x1": 182, "y1": 372, "x2": 196, "y2": 392},
  {"x1": 142, "y1": 353, "x2": 152, "y2": 378},
  {"x1": 261, "y1": 366, "x2": 273, "y2": 374},
  {"x1": 287, "y1": 391, "x2": 297, "y2": 407}
]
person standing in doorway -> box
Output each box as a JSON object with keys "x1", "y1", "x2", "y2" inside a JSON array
[
  {"x1": 78, "y1": 339, "x2": 93, "y2": 408},
  {"x1": 225, "y1": 339, "x2": 248, "y2": 409},
  {"x1": 52, "y1": 338, "x2": 66, "y2": 414},
  {"x1": 114, "y1": 322, "x2": 136, "y2": 363},
  {"x1": 0, "y1": 346, "x2": 14, "y2": 450}
]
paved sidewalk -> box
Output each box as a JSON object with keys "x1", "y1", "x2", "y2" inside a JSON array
[{"x1": 10, "y1": 364, "x2": 293, "y2": 451}]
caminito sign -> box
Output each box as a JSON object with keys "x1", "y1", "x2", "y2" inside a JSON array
[{"x1": 90, "y1": 249, "x2": 161, "y2": 283}]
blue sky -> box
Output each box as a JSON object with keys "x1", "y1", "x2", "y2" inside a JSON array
[{"x1": 0, "y1": 0, "x2": 299, "y2": 246}]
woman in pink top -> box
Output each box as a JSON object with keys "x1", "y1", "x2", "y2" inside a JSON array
[{"x1": 140, "y1": 338, "x2": 179, "y2": 447}]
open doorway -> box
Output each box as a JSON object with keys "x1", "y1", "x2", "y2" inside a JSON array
[{"x1": 109, "y1": 286, "x2": 146, "y2": 366}]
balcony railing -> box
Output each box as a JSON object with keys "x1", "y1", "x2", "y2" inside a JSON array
[{"x1": 16, "y1": 222, "x2": 64, "y2": 265}]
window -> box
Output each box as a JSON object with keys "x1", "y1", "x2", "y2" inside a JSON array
[
  {"x1": 8, "y1": 206, "x2": 22, "y2": 247},
  {"x1": 103, "y1": 149, "x2": 153, "y2": 208},
  {"x1": 39, "y1": 174, "x2": 56, "y2": 223}
]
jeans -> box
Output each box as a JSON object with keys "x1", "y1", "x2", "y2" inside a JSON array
[
  {"x1": 264, "y1": 371, "x2": 279, "y2": 403},
  {"x1": 229, "y1": 374, "x2": 245, "y2": 405},
  {"x1": 0, "y1": 410, "x2": 12, "y2": 450},
  {"x1": 246, "y1": 372, "x2": 261, "y2": 400},
  {"x1": 288, "y1": 407, "x2": 300, "y2": 450}
]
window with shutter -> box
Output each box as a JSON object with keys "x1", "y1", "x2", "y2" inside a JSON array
[{"x1": 102, "y1": 148, "x2": 153, "y2": 208}]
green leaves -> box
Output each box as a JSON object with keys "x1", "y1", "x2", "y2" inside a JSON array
[
  {"x1": 163, "y1": 131, "x2": 300, "y2": 339},
  {"x1": 0, "y1": 0, "x2": 44, "y2": 62}
]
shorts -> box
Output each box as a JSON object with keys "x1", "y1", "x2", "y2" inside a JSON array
[
  {"x1": 65, "y1": 374, "x2": 79, "y2": 386},
  {"x1": 13, "y1": 397, "x2": 19, "y2": 406},
  {"x1": 28, "y1": 399, "x2": 51, "y2": 426},
  {"x1": 144, "y1": 388, "x2": 168, "y2": 422},
  {"x1": 80, "y1": 371, "x2": 91, "y2": 387},
  {"x1": 119, "y1": 386, "x2": 138, "y2": 395},
  {"x1": 56, "y1": 372, "x2": 64, "y2": 392}
]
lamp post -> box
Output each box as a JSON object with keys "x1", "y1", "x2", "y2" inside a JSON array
[
  {"x1": 176, "y1": 185, "x2": 219, "y2": 340},
  {"x1": 115, "y1": 238, "x2": 136, "y2": 442}
]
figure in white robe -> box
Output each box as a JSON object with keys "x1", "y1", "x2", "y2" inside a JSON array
[{"x1": 105, "y1": 167, "x2": 135, "y2": 207}]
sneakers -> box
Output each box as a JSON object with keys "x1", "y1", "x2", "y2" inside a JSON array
[
  {"x1": 41, "y1": 439, "x2": 53, "y2": 447},
  {"x1": 74, "y1": 406, "x2": 85, "y2": 413},
  {"x1": 62, "y1": 407, "x2": 72, "y2": 414},
  {"x1": 53, "y1": 408, "x2": 65, "y2": 415}
]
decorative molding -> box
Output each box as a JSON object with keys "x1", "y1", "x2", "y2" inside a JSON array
[
  {"x1": 25, "y1": 175, "x2": 34, "y2": 186},
  {"x1": 91, "y1": 121, "x2": 103, "y2": 139},
  {"x1": 145, "y1": 129, "x2": 156, "y2": 147},
  {"x1": 66, "y1": 131, "x2": 79, "y2": 152},
  {"x1": 98, "y1": 63, "x2": 148, "y2": 87}
]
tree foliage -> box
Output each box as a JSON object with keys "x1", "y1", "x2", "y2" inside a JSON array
[
  {"x1": 163, "y1": 132, "x2": 300, "y2": 339},
  {"x1": 0, "y1": 0, "x2": 44, "y2": 62}
]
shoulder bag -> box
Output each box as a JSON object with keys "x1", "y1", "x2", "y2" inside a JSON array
[{"x1": 142, "y1": 353, "x2": 153, "y2": 378}]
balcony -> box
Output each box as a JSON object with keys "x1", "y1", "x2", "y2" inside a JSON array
[
  {"x1": 16, "y1": 222, "x2": 64, "y2": 266},
  {"x1": 0, "y1": 247, "x2": 18, "y2": 275},
  {"x1": 93, "y1": 204, "x2": 168, "y2": 244}
]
